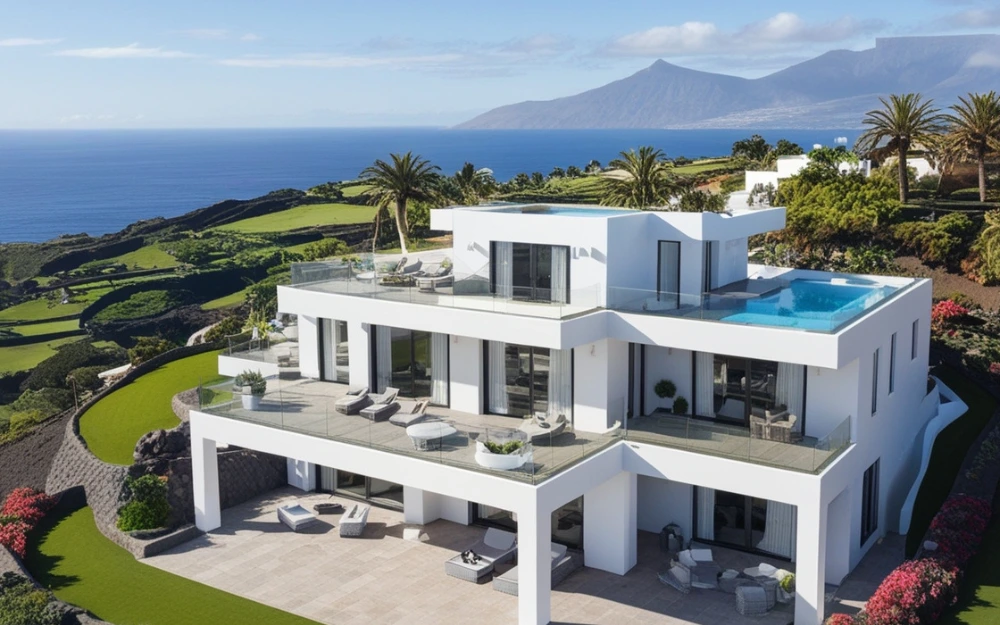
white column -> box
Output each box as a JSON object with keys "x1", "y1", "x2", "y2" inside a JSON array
[
  {"x1": 795, "y1": 495, "x2": 827, "y2": 625},
  {"x1": 583, "y1": 471, "x2": 637, "y2": 575},
  {"x1": 348, "y1": 320, "x2": 370, "y2": 389},
  {"x1": 825, "y1": 487, "x2": 852, "y2": 584},
  {"x1": 404, "y1": 486, "x2": 436, "y2": 525},
  {"x1": 298, "y1": 315, "x2": 320, "y2": 379},
  {"x1": 449, "y1": 336, "x2": 482, "y2": 414},
  {"x1": 517, "y1": 497, "x2": 551, "y2": 625},
  {"x1": 573, "y1": 340, "x2": 610, "y2": 432},
  {"x1": 286, "y1": 459, "x2": 316, "y2": 491},
  {"x1": 191, "y1": 430, "x2": 221, "y2": 532}
]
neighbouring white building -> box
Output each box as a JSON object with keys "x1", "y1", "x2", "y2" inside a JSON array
[
  {"x1": 190, "y1": 202, "x2": 962, "y2": 625},
  {"x1": 744, "y1": 154, "x2": 874, "y2": 195}
]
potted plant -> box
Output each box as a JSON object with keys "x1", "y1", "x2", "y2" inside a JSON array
[
  {"x1": 672, "y1": 396, "x2": 689, "y2": 415},
  {"x1": 777, "y1": 573, "x2": 795, "y2": 603},
  {"x1": 474, "y1": 438, "x2": 531, "y2": 471},
  {"x1": 234, "y1": 369, "x2": 267, "y2": 410},
  {"x1": 655, "y1": 379, "x2": 677, "y2": 411}
]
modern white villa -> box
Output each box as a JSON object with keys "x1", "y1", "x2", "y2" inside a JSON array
[{"x1": 189, "y1": 201, "x2": 958, "y2": 624}]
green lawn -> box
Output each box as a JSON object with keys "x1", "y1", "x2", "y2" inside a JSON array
[
  {"x1": 0, "y1": 297, "x2": 86, "y2": 323},
  {"x1": 672, "y1": 158, "x2": 736, "y2": 175},
  {"x1": 79, "y1": 350, "x2": 225, "y2": 465},
  {"x1": 26, "y1": 501, "x2": 317, "y2": 625},
  {"x1": 214, "y1": 203, "x2": 376, "y2": 233},
  {"x1": 201, "y1": 287, "x2": 249, "y2": 310},
  {"x1": 0, "y1": 336, "x2": 84, "y2": 374},
  {"x1": 341, "y1": 183, "x2": 371, "y2": 197},
  {"x1": 941, "y1": 496, "x2": 1000, "y2": 624},
  {"x1": 906, "y1": 366, "x2": 997, "y2": 556},
  {"x1": 108, "y1": 244, "x2": 180, "y2": 270},
  {"x1": 1, "y1": 318, "x2": 80, "y2": 337}
]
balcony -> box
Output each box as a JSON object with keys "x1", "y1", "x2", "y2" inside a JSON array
[{"x1": 623, "y1": 412, "x2": 852, "y2": 474}]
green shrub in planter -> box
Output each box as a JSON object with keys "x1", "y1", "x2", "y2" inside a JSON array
[
  {"x1": 654, "y1": 380, "x2": 676, "y2": 398},
  {"x1": 117, "y1": 474, "x2": 170, "y2": 532},
  {"x1": 0, "y1": 573, "x2": 59, "y2": 625},
  {"x1": 672, "y1": 396, "x2": 689, "y2": 415},
  {"x1": 483, "y1": 440, "x2": 524, "y2": 455},
  {"x1": 234, "y1": 369, "x2": 267, "y2": 396},
  {"x1": 780, "y1": 573, "x2": 795, "y2": 593}
]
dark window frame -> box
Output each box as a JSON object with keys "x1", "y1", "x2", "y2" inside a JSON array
[
  {"x1": 911, "y1": 319, "x2": 919, "y2": 360},
  {"x1": 871, "y1": 349, "x2": 879, "y2": 416},
  {"x1": 861, "y1": 460, "x2": 880, "y2": 546},
  {"x1": 889, "y1": 333, "x2": 897, "y2": 395},
  {"x1": 656, "y1": 240, "x2": 682, "y2": 307}
]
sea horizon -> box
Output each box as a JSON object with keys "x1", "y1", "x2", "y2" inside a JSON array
[{"x1": 0, "y1": 127, "x2": 859, "y2": 243}]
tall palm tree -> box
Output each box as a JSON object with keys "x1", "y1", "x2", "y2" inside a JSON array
[
  {"x1": 600, "y1": 146, "x2": 682, "y2": 209},
  {"x1": 941, "y1": 91, "x2": 1000, "y2": 203},
  {"x1": 452, "y1": 162, "x2": 495, "y2": 205},
  {"x1": 855, "y1": 93, "x2": 946, "y2": 203},
  {"x1": 360, "y1": 152, "x2": 440, "y2": 254}
]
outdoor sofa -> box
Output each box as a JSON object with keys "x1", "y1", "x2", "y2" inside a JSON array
[
  {"x1": 359, "y1": 387, "x2": 400, "y2": 421},
  {"x1": 492, "y1": 542, "x2": 581, "y2": 595},
  {"x1": 339, "y1": 504, "x2": 370, "y2": 537},
  {"x1": 445, "y1": 528, "x2": 517, "y2": 582},
  {"x1": 277, "y1": 502, "x2": 318, "y2": 532}
]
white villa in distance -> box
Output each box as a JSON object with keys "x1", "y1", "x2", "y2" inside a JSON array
[{"x1": 189, "y1": 201, "x2": 963, "y2": 625}]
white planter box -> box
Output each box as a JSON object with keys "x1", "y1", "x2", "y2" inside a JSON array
[
  {"x1": 242, "y1": 394, "x2": 262, "y2": 410},
  {"x1": 474, "y1": 441, "x2": 530, "y2": 471}
]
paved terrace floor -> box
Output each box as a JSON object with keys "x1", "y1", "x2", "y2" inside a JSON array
[
  {"x1": 626, "y1": 412, "x2": 844, "y2": 474},
  {"x1": 146, "y1": 488, "x2": 795, "y2": 625},
  {"x1": 201, "y1": 379, "x2": 617, "y2": 483}
]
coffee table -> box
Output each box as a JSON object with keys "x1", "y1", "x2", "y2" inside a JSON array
[{"x1": 406, "y1": 422, "x2": 458, "y2": 450}]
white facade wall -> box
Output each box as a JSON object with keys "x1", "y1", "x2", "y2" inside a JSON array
[
  {"x1": 449, "y1": 335, "x2": 482, "y2": 414},
  {"x1": 643, "y1": 347, "x2": 692, "y2": 414},
  {"x1": 636, "y1": 475, "x2": 693, "y2": 540},
  {"x1": 745, "y1": 170, "x2": 781, "y2": 192},
  {"x1": 298, "y1": 315, "x2": 320, "y2": 378}
]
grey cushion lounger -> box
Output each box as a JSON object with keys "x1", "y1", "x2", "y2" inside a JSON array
[
  {"x1": 492, "y1": 543, "x2": 580, "y2": 596},
  {"x1": 334, "y1": 386, "x2": 370, "y2": 415},
  {"x1": 388, "y1": 400, "x2": 429, "y2": 427},
  {"x1": 359, "y1": 387, "x2": 400, "y2": 422}
]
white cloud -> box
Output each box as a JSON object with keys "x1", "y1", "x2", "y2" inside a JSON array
[
  {"x1": 967, "y1": 51, "x2": 1000, "y2": 68},
  {"x1": 497, "y1": 34, "x2": 574, "y2": 56},
  {"x1": 55, "y1": 43, "x2": 196, "y2": 59},
  {"x1": 606, "y1": 12, "x2": 885, "y2": 57},
  {"x1": 177, "y1": 28, "x2": 229, "y2": 40},
  {"x1": 0, "y1": 37, "x2": 61, "y2": 47},
  {"x1": 944, "y1": 8, "x2": 1000, "y2": 28},
  {"x1": 240, "y1": 33, "x2": 261, "y2": 42},
  {"x1": 218, "y1": 53, "x2": 461, "y2": 69}
]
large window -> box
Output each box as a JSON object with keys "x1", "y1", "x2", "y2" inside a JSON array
[
  {"x1": 486, "y1": 341, "x2": 572, "y2": 419},
  {"x1": 491, "y1": 242, "x2": 569, "y2": 303},
  {"x1": 374, "y1": 327, "x2": 449, "y2": 405},
  {"x1": 317, "y1": 467, "x2": 404, "y2": 510},
  {"x1": 472, "y1": 497, "x2": 583, "y2": 549},
  {"x1": 861, "y1": 460, "x2": 880, "y2": 546},
  {"x1": 657, "y1": 241, "x2": 681, "y2": 308},
  {"x1": 871, "y1": 349, "x2": 879, "y2": 416},
  {"x1": 319, "y1": 319, "x2": 349, "y2": 383},
  {"x1": 694, "y1": 488, "x2": 796, "y2": 559}
]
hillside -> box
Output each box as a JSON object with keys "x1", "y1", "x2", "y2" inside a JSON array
[{"x1": 457, "y1": 34, "x2": 1000, "y2": 130}]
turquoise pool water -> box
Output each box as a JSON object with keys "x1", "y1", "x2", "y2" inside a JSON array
[
  {"x1": 489, "y1": 205, "x2": 633, "y2": 217},
  {"x1": 718, "y1": 279, "x2": 899, "y2": 331}
]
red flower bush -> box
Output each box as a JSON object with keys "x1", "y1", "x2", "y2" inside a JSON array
[
  {"x1": 928, "y1": 495, "x2": 991, "y2": 567},
  {"x1": 0, "y1": 488, "x2": 55, "y2": 558},
  {"x1": 931, "y1": 300, "x2": 969, "y2": 329},
  {"x1": 865, "y1": 559, "x2": 959, "y2": 625},
  {"x1": 824, "y1": 614, "x2": 857, "y2": 625}
]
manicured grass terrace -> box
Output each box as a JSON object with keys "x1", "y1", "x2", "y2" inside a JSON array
[
  {"x1": 79, "y1": 350, "x2": 225, "y2": 465},
  {"x1": 107, "y1": 244, "x2": 180, "y2": 270},
  {"x1": 214, "y1": 203, "x2": 376, "y2": 233},
  {"x1": 0, "y1": 336, "x2": 84, "y2": 374},
  {"x1": 0, "y1": 318, "x2": 79, "y2": 337},
  {"x1": 26, "y1": 500, "x2": 317, "y2": 625}
]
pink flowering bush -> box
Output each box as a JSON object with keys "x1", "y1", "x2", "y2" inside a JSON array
[
  {"x1": 989, "y1": 362, "x2": 1000, "y2": 379},
  {"x1": 928, "y1": 495, "x2": 991, "y2": 567},
  {"x1": 0, "y1": 488, "x2": 55, "y2": 558},
  {"x1": 931, "y1": 300, "x2": 969, "y2": 329},
  {"x1": 824, "y1": 614, "x2": 857, "y2": 625},
  {"x1": 865, "y1": 559, "x2": 959, "y2": 625}
]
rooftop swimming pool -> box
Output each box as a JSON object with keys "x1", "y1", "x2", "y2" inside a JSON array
[
  {"x1": 487, "y1": 205, "x2": 634, "y2": 217},
  {"x1": 714, "y1": 278, "x2": 902, "y2": 331}
]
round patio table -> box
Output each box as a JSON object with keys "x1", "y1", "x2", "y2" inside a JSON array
[{"x1": 406, "y1": 422, "x2": 458, "y2": 450}]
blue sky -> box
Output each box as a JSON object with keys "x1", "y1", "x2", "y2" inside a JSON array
[{"x1": 1, "y1": 0, "x2": 997, "y2": 128}]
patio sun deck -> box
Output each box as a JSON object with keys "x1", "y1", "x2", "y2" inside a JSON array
[
  {"x1": 199, "y1": 379, "x2": 617, "y2": 484},
  {"x1": 145, "y1": 488, "x2": 796, "y2": 625}
]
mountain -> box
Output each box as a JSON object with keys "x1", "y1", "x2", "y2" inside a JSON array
[{"x1": 456, "y1": 35, "x2": 1000, "y2": 130}]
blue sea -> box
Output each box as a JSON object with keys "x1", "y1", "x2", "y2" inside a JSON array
[{"x1": 0, "y1": 128, "x2": 858, "y2": 243}]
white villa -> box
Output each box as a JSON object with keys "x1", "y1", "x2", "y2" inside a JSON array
[{"x1": 189, "y1": 202, "x2": 960, "y2": 624}]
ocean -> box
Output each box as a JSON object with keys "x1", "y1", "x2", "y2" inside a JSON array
[{"x1": 0, "y1": 128, "x2": 859, "y2": 243}]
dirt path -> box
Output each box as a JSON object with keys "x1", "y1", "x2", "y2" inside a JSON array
[{"x1": 897, "y1": 256, "x2": 1000, "y2": 310}]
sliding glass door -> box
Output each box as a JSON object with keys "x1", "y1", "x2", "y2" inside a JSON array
[
  {"x1": 695, "y1": 487, "x2": 796, "y2": 559},
  {"x1": 320, "y1": 319, "x2": 350, "y2": 383},
  {"x1": 472, "y1": 497, "x2": 584, "y2": 549},
  {"x1": 699, "y1": 353, "x2": 801, "y2": 430},
  {"x1": 319, "y1": 467, "x2": 404, "y2": 510},
  {"x1": 493, "y1": 242, "x2": 569, "y2": 303},
  {"x1": 657, "y1": 240, "x2": 681, "y2": 308},
  {"x1": 487, "y1": 341, "x2": 571, "y2": 419},
  {"x1": 375, "y1": 326, "x2": 449, "y2": 404}
]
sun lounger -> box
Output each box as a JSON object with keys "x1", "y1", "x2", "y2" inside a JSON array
[
  {"x1": 334, "y1": 386, "x2": 370, "y2": 415},
  {"x1": 492, "y1": 543, "x2": 581, "y2": 595},
  {"x1": 388, "y1": 399, "x2": 429, "y2": 427},
  {"x1": 359, "y1": 387, "x2": 400, "y2": 421}
]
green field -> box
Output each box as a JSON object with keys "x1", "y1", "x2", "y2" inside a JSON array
[
  {"x1": 215, "y1": 203, "x2": 376, "y2": 233},
  {"x1": 108, "y1": 244, "x2": 180, "y2": 270},
  {"x1": 0, "y1": 297, "x2": 87, "y2": 323},
  {"x1": 673, "y1": 158, "x2": 736, "y2": 175},
  {"x1": 1, "y1": 318, "x2": 80, "y2": 337},
  {"x1": 906, "y1": 367, "x2": 997, "y2": 556},
  {"x1": 201, "y1": 287, "x2": 249, "y2": 311},
  {"x1": 341, "y1": 183, "x2": 371, "y2": 197},
  {"x1": 26, "y1": 501, "x2": 317, "y2": 625},
  {"x1": 0, "y1": 336, "x2": 84, "y2": 374},
  {"x1": 79, "y1": 350, "x2": 225, "y2": 465}
]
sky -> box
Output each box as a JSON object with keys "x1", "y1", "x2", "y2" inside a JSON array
[{"x1": 1, "y1": 0, "x2": 998, "y2": 129}]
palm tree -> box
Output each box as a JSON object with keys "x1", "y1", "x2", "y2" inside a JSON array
[
  {"x1": 452, "y1": 162, "x2": 495, "y2": 205},
  {"x1": 941, "y1": 91, "x2": 1000, "y2": 203},
  {"x1": 855, "y1": 93, "x2": 946, "y2": 203},
  {"x1": 360, "y1": 152, "x2": 440, "y2": 254},
  {"x1": 600, "y1": 146, "x2": 682, "y2": 209}
]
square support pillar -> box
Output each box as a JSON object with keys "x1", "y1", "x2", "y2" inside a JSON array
[
  {"x1": 347, "y1": 320, "x2": 370, "y2": 389},
  {"x1": 298, "y1": 315, "x2": 320, "y2": 379},
  {"x1": 795, "y1": 495, "x2": 828, "y2": 625},
  {"x1": 583, "y1": 471, "x2": 637, "y2": 575},
  {"x1": 191, "y1": 431, "x2": 221, "y2": 532},
  {"x1": 404, "y1": 486, "x2": 435, "y2": 525},
  {"x1": 286, "y1": 459, "x2": 316, "y2": 492},
  {"x1": 517, "y1": 498, "x2": 552, "y2": 625}
]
